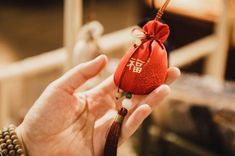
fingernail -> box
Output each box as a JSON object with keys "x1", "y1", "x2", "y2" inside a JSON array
[
  {"x1": 173, "y1": 67, "x2": 181, "y2": 77},
  {"x1": 156, "y1": 84, "x2": 170, "y2": 95},
  {"x1": 95, "y1": 54, "x2": 107, "y2": 60},
  {"x1": 141, "y1": 104, "x2": 151, "y2": 109},
  {"x1": 93, "y1": 55, "x2": 108, "y2": 65},
  {"x1": 139, "y1": 104, "x2": 152, "y2": 114}
]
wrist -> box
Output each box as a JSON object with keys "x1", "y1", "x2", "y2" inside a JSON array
[{"x1": 15, "y1": 125, "x2": 28, "y2": 156}]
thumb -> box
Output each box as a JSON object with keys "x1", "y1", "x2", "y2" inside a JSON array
[{"x1": 52, "y1": 55, "x2": 108, "y2": 94}]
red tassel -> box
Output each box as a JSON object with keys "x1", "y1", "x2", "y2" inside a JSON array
[{"x1": 103, "y1": 107, "x2": 128, "y2": 156}]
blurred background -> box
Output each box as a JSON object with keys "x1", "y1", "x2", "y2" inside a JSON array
[{"x1": 0, "y1": 0, "x2": 235, "y2": 155}]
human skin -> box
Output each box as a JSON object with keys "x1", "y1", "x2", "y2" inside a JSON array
[{"x1": 15, "y1": 55, "x2": 180, "y2": 156}]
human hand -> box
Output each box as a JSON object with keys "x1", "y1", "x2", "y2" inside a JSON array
[{"x1": 16, "y1": 55, "x2": 180, "y2": 156}]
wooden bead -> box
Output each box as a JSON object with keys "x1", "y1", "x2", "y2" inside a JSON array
[
  {"x1": 7, "y1": 144, "x2": 14, "y2": 150},
  {"x1": 1, "y1": 143, "x2": 7, "y2": 148},
  {"x1": 0, "y1": 139, "x2": 5, "y2": 143},
  {"x1": 8, "y1": 127, "x2": 14, "y2": 132},
  {"x1": 9, "y1": 150, "x2": 16, "y2": 156},
  {"x1": 9, "y1": 128, "x2": 14, "y2": 131},
  {"x1": 12, "y1": 139, "x2": 19, "y2": 145},
  {"x1": 11, "y1": 135, "x2": 17, "y2": 140},
  {"x1": 2, "y1": 149, "x2": 8, "y2": 154},
  {"x1": 3, "y1": 132, "x2": 9, "y2": 137},
  {"x1": 4, "y1": 135, "x2": 10, "y2": 140},
  {"x1": 2, "y1": 128, "x2": 8, "y2": 133},
  {"x1": 17, "y1": 149, "x2": 23, "y2": 155},
  {"x1": 9, "y1": 125, "x2": 15, "y2": 129},
  {"x1": 15, "y1": 145, "x2": 20, "y2": 150},
  {"x1": 6, "y1": 139, "x2": 12, "y2": 145},
  {"x1": 9, "y1": 131, "x2": 15, "y2": 136}
]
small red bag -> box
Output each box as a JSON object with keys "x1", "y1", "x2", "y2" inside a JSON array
[{"x1": 114, "y1": 20, "x2": 170, "y2": 95}]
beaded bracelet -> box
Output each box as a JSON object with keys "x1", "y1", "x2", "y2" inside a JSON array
[{"x1": 0, "y1": 124, "x2": 25, "y2": 156}]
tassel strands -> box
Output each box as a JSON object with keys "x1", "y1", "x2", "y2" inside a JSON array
[
  {"x1": 103, "y1": 93, "x2": 132, "y2": 156},
  {"x1": 103, "y1": 107, "x2": 128, "y2": 156}
]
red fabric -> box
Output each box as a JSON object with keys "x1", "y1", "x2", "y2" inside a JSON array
[{"x1": 114, "y1": 20, "x2": 170, "y2": 95}]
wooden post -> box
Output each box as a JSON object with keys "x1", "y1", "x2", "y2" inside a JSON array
[
  {"x1": 204, "y1": 0, "x2": 230, "y2": 82},
  {"x1": 64, "y1": 0, "x2": 83, "y2": 70}
]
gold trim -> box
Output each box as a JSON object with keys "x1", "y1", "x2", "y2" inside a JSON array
[{"x1": 115, "y1": 114, "x2": 124, "y2": 123}]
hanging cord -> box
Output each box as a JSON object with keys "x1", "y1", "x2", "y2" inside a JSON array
[
  {"x1": 103, "y1": 1, "x2": 171, "y2": 156},
  {"x1": 155, "y1": 0, "x2": 171, "y2": 21},
  {"x1": 154, "y1": 0, "x2": 171, "y2": 65}
]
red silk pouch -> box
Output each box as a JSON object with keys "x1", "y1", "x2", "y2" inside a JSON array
[
  {"x1": 103, "y1": 1, "x2": 171, "y2": 156},
  {"x1": 114, "y1": 20, "x2": 170, "y2": 95}
]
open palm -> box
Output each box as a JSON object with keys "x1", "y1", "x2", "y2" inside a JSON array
[{"x1": 16, "y1": 55, "x2": 180, "y2": 156}]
